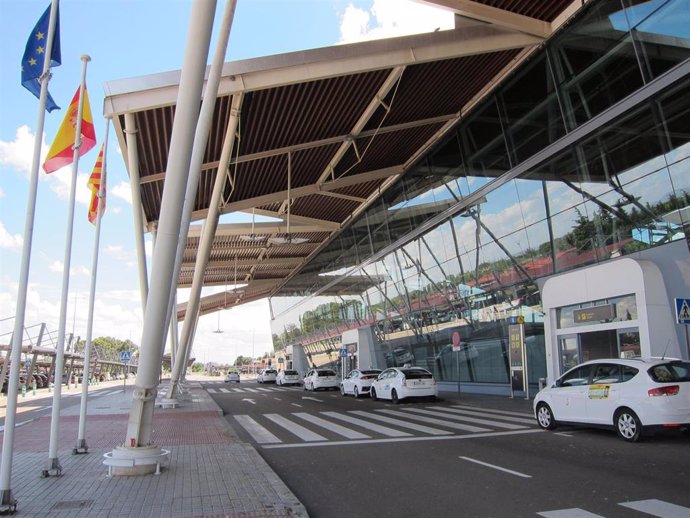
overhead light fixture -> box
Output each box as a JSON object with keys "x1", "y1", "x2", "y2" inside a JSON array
[
  {"x1": 232, "y1": 253, "x2": 246, "y2": 294},
  {"x1": 268, "y1": 151, "x2": 309, "y2": 246},
  {"x1": 240, "y1": 208, "x2": 267, "y2": 242}
]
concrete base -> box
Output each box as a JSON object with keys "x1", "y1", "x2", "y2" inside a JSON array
[
  {"x1": 0, "y1": 489, "x2": 17, "y2": 514},
  {"x1": 41, "y1": 457, "x2": 62, "y2": 478},
  {"x1": 103, "y1": 445, "x2": 169, "y2": 477},
  {"x1": 157, "y1": 398, "x2": 179, "y2": 409},
  {"x1": 73, "y1": 438, "x2": 89, "y2": 454}
]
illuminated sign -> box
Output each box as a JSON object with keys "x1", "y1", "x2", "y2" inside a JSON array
[{"x1": 573, "y1": 305, "x2": 614, "y2": 323}]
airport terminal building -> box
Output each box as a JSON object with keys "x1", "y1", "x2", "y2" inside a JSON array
[{"x1": 268, "y1": 0, "x2": 690, "y2": 393}]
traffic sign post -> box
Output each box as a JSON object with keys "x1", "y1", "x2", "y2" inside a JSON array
[
  {"x1": 452, "y1": 331, "x2": 461, "y2": 396},
  {"x1": 120, "y1": 351, "x2": 132, "y2": 390},
  {"x1": 675, "y1": 298, "x2": 690, "y2": 359}
]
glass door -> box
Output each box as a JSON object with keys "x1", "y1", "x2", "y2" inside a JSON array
[
  {"x1": 558, "y1": 335, "x2": 579, "y2": 374},
  {"x1": 617, "y1": 328, "x2": 640, "y2": 358}
]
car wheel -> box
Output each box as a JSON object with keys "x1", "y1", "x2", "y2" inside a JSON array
[
  {"x1": 370, "y1": 387, "x2": 377, "y2": 401},
  {"x1": 536, "y1": 403, "x2": 557, "y2": 430},
  {"x1": 391, "y1": 389, "x2": 399, "y2": 405},
  {"x1": 340, "y1": 384, "x2": 346, "y2": 396},
  {"x1": 353, "y1": 386, "x2": 360, "y2": 398},
  {"x1": 615, "y1": 407, "x2": 642, "y2": 442}
]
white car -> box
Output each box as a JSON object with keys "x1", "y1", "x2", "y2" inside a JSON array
[
  {"x1": 303, "y1": 369, "x2": 338, "y2": 391},
  {"x1": 276, "y1": 369, "x2": 301, "y2": 386},
  {"x1": 534, "y1": 358, "x2": 690, "y2": 442},
  {"x1": 257, "y1": 369, "x2": 277, "y2": 383},
  {"x1": 340, "y1": 369, "x2": 381, "y2": 398},
  {"x1": 370, "y1": 367, "x2": 437, "y2": 403},
  {"x1": 224, "y1": 370, "x2": 240, "y2": 383}
]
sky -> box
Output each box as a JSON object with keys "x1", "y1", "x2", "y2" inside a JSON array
[{"x1": 0, "y1": 0, "x2": 454, "y2": 365}]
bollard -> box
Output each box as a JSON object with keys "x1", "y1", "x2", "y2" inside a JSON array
[
  {"x1": 21, "y1": 384, "x2": 26, "y2": 398},
  {"x1": 32, "y1": 381, "x2": 37, "y2": 396},
  {"x1": 48, "y1": 381, "x2": 53, "y2": 393}
]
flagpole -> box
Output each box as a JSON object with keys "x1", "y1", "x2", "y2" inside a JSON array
[
  {"x1": 74, "y1": 120, "x2": 110, "y2": 454},
  {"x1": 44, "y1": 55, "x2": 92, "y2": 477},
  {"x1": 0, "y1": 0, "x2": 59, "y2": 509}
]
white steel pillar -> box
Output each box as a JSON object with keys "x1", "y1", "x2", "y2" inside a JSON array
[
  {"x1": 124, "y1": 112, "x2": 149, "y2": 313},
  {"x1": 167, "y1": 93, "x2": 242, "y2": 400},
  {"x1": 163, "y1": 0, "x2": 238, "y2": 400},
  {"x1": 107, "y1": 0, "x2": 216, "y2": 475}
]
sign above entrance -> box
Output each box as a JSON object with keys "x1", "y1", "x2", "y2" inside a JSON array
[
  {"x1": 675, "y1": 298, "x2": 690, "y2": 324},
  {"x1": 573, "y1": 304, "x2": 614, "y2": 323}
]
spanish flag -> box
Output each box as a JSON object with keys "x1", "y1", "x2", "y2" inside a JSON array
[
  {"x1": 87, "y1": 144, "x2": 105, "y2": 224},
  {"x1": 43, "y1": 84, "x2": 96, "y2": 174}
]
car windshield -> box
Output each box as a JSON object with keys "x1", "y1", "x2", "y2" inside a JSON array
[
  {"x1": 361, "y1": 370, "x2": 381, "y2": 375},
  {"x1": 317, "y1": 370, "x2": 336, "y2": 376},
  {"x1": 648, "y1": 361, "x2": 690, "y2": 382},
  {"x1": 400, "y1": 368, "x2": 432, "y2": 379}
]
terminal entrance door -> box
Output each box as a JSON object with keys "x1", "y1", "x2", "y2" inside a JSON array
[{"x1": 558, "y1": 328, "x2": 640, "y2": 374}]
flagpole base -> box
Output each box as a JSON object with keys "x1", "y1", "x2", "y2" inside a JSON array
[
  {"x1": 41, "y1": 457, "x2": 62, "y2": 478},
  {"x1": 0, "y1": 489, "x2": 17, "y2": 514},
  {"x1": 72, "y1": 438, "x2": 89, "y2": 454}
]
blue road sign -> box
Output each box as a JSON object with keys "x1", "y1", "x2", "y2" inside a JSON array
[
  {"x1": 676, "y1": 299, "x2": 690, "y2": 324},
  {"x1": 676, "y1": 298, "x2": 690, "y2": 324},
  {"x1": 119, "y1": 351, "x2": 132, "y2": 363},
  {"x1": 339, "y1": 347, "x2": 347, "y2": 358}
]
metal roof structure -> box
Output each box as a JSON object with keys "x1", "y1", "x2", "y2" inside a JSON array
[{"x1": 102, "y1": 0, "x2": 586, "y2": 321}]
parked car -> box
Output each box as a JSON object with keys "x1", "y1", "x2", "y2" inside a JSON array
[
  {"x1": 224, "y1": 370, "x2": 240, "y2": 383},
  {"x1": 340, "y1": 369, "x2": 381, "y2": 398},
  {"x1": 257, "y1": 369, "x2": 277, "y2": 383},
  {"x1": 533, "y1": 358, "x2": 690, "y2": 442},
  {"x1": 370, "y1": 367, "x2": 437, "y2": 403},
  {"x1": 276, "y1": 369, "x2": 301, "y2": 386},
  {"x1": 303, "y1": 369, "x2": 338, "y2": 391}
]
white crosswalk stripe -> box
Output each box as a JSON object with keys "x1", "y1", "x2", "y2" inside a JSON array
[
  {"x1": 376, "y1": 409, "x2": 490, "y2": 433},
  {"x1": 231, "y1": 405, "x2": 542, "y2": 446},
  {"x1": 538, "y1": 499, "x2": 690, "y2": 518},
  {"x1": 439, "y1": 406, "x2": 537, "y2": 425}
]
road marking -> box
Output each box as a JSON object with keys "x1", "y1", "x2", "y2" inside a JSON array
[
  {"x1": 350, "y1": 410, "x2": 452, "y2": 435},
  {"x1": 219, "y1": 388, "x2": 231, "y2": 393},
  {"x1": 302, "y1": 396, "x2": 323, "y2": 402},
  {"x1": 377, "y1": 409, "x2": 489, "y2": 433},
  {"x1": 451, "y1": 404, "x2": 532, "y2": 418},
  {"x1": 433, "y1": 406, "x2": 536, "y2": 425},
  {"x1": 291, "y1": 403, "x2": 303, "y2": 408},
  {"x1": 620, "y1": 499, "x2": 690, "y2": 517},
  {"x1": 234, "y1": 415, "x2": 281, "y2": 444},
  {"x1": 207, "y1": 388, "x2": 217, "y2": 394},
  {"x1": 537, "y1": 510, "x2": 603, "y2": 517},
  {"x1": 322, "y1": 411, "x2": 412, "y2": 437},
  {"x1": 264, "y1": 414, "x2": 327, "y2": 442},
  {"x1": 241, "y1": 398, "x2": 256, "y2": 405},
  {"x1": 0, "y1": 420, "x2": 33, "y2": 433},
  {"x1": 243, "y1": 388, "x2": 261, "y2": 393},
  {"x1": 262, "y1": 428, "x2": 541, "y2": 449},
  {"x1": 254, "y1": 387, "x2": 273, "y2": 392},
  {"x1": 459, "y1": 456, "x2": 531, "y2": 478},
  {"x1": 293, "y1": 413, "x2": 370, "y2": 439},
  {"x1": 402, "y1": 407, "x2": 527, "y2": 429}
]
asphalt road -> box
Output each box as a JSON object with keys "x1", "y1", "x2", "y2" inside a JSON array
[{"x1": 206, "y1": 379, "x2": 690, "y2": 518}]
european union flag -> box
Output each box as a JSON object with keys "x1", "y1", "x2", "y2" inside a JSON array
[{"x1": 21, "y1": 3, "x2": 61, "y2": 112}]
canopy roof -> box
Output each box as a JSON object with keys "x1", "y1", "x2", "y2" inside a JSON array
[{"x1": 103, "y1": 0, "x2": 583, "y2": 320}]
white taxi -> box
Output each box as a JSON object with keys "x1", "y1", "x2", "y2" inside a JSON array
[
  {"x1": 303, "y1": 369, "x2": 338, "y2": 391},
  {"x1": 370, "y1": 367, "x2": 437, "y2": 403},
  {"x1": 257, "y1": 369, "x2": 277, "y2": 383},
  {"x1": 340, "y1": 369, "x2": 381, "y2": 398},
  {"x1": 534, "y1": 358, "x2": 690, "y2": 442}
]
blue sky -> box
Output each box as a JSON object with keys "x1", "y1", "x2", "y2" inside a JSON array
[{"x1": 0, "y1": 0, "x2": 452, "y2": 364}]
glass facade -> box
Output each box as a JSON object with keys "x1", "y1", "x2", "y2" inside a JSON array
[{"x1": 269, "y1": 0, "x2": 690, "y2": 389}]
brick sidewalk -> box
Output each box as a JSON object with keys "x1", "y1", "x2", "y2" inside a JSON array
[{"x1": 0, "y1": 385, "x2": 308, "y2": 518}]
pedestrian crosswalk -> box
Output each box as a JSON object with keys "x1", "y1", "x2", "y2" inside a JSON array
[
  {"x1": 538, "y1": 498, "x2": 690, "y2": 517},
  {"x1": 207, "y1": 385, "x2": 297, "y2": 394},
  {"x1": 232, "y1": 405, "x2": 539, "y2": 448}
]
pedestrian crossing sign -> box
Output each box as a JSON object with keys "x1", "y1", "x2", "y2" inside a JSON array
[
  {"x1": 675, "y1": 298, "x2": 690, "y2": 324},
  {"x1": 119, "y1": 351, "x2": 132, "y2": 363}
]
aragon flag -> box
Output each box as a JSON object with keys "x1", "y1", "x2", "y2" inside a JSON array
[
  {"x1": 43, "y1": 84, "x2": 96, "y2": 174},
  {"x1": 87, "y1": 144, "x2": 105, "y2": 224}
]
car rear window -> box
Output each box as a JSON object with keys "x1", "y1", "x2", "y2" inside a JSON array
[
  {"x1": 317, "y1": 370, "x2": 336, "y2": 376},
  {"x1": 401, "y1": 368, "x2": 432, "y2": 379},
  {"x1": 648, "y1": 361, "x2": 690, "y2": 382},
  {"x1": 361, "y1": 370, "x2": 381, "y2": 375},
  {"x1": 283, "y1": 370, "x2": 298, "y2": 375},
  {"x1": 265, "y1": 370, "x2": 277, "y2": 374}
]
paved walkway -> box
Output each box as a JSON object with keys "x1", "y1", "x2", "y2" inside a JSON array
[{"x1": 0, "y1": 381, "x2": 308, "y2": 517}]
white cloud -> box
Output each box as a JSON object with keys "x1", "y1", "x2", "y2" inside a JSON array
[
  {"x1": 48, "y1": 260, "x2": 90, "y2": 276},
  {"x1": 339, "y1": 0, "x2": 453, "y2": 43},
  {"x1": 0, "y1": 187, "x2": 5, "y2": 198},
  {"x1": 49, "y1": 169, "x2": 94, "y2": 206},
  {"x1": 111, "y1": 181, "x2": 132, "y2": 204},
  {"x1": 0, "y1": 125, "x2": 47, "y2": 177},
  {"x1": 0, "y1": 221, "x2": 23, "y2": 251}
]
